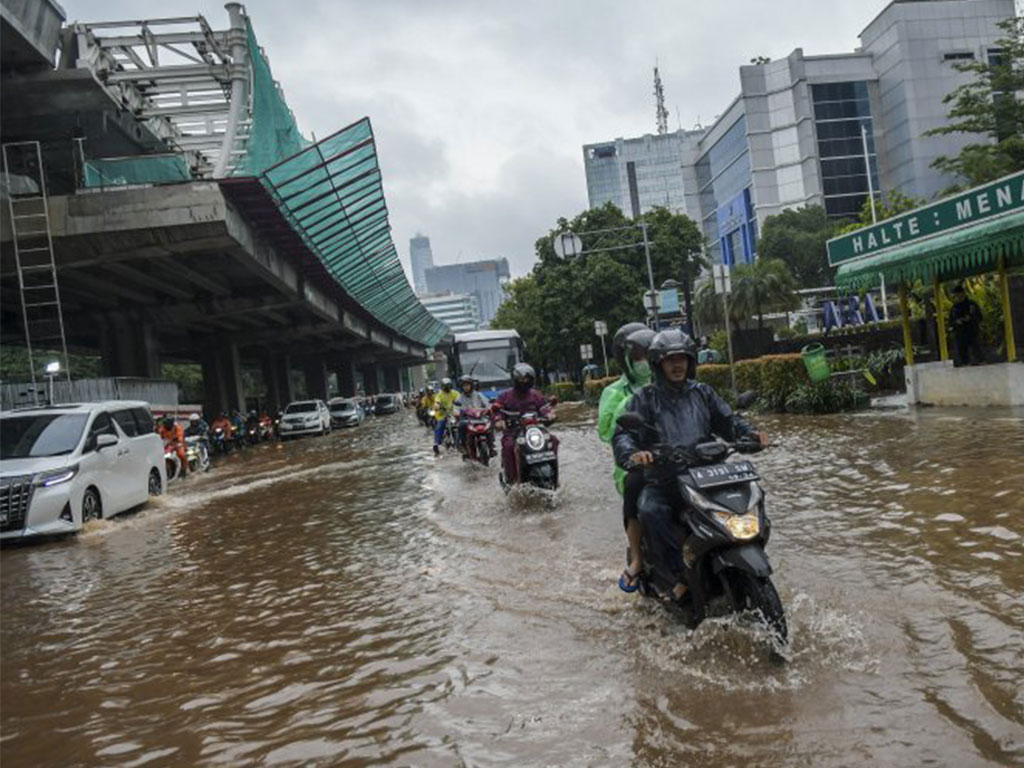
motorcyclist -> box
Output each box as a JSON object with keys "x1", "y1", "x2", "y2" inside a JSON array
[
  {"x1": 431, "y1": 378, "x2": 459, "y2": 456},
  {"x1": 157, "y1": 415, "x2": 188, "y2": 477},
  {"x1": 420, "y1": 385, "x2": 436, "y2": 428},
  {"x1": 454, "y1": 374, "x2": 491, "y2": 451},
  {"x1": 612, "y1": 329, "x2": 767, "y2": 604},
  {"x1": 598, "y1": 323, "x2": 656, "y2": 592},
  {"x1": 184, "y1": 413, "x2": 209, "y2": 439},
  {"x1": 493, "y1": 363, "x2": 557, "y2": 485}
]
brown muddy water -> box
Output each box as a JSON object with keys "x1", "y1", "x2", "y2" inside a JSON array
[{"x1": 1, "y1": 404, "x2": 1023, "y2": 767}]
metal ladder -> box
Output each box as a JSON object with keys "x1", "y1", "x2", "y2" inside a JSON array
[{"x1": 2, "y1": 140, "x2": 71, "y2": 401}]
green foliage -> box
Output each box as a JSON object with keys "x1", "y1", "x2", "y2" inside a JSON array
[
  {"x1": 785, "y1": 380, "x2": 869, "y2": 414},
  {"x1": 757, "y1": 205, "x2": 839, "y2": 288},
  {"x1": 775, "y1": 326, "x2": 797, "y2": 340},
  {"x1": 547, "y1": 381, "x2": 579, "y2": 402},
  {"x1": 836, "y1": 191, "x2": 927, "y2": 235},
  {"x1": 709, "y1": 329, "x2": 730, "y2": 358},
  {"x1": 925, "y1": 17, "x2": 1024, "y2": 188},
  {"x1": 963, "y1": 275, "x2": 1005, "y2": 351},
  {"x1": 162, "y1": 363, "x2": 204, "y2": 404},
  {"x1": 0, "y1": 346, "x2": 101, "y2": 381},
  {"x1": 493, "y1": 202, "x2": 705, "y2": 372},
  {"x1": 582, "y1": 375, "x2": 618, "y2": 404},
  {"x1": 729, "y1": 258, "x2": 800, "y2": 331},
  {"x1": 793, "y1": 317, "x2": 809, "y2": 336}
]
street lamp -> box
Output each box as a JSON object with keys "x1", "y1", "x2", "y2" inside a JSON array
[{"x1": 44, "y1": 360, "x2": 60, "y2": 405}]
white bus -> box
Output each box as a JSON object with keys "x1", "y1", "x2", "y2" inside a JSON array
[{"x1": 451, "y1": 330, "x2": 524, "y2": 398}]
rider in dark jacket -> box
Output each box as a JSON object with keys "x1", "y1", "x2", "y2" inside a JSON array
[{"x1": 612, "y1": 329, "x2": 766, "y2": 603}]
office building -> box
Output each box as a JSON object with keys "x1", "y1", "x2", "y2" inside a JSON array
[
  {"x1": 410, "y1": 234, "x2": 434, "y2": 294},
  {"x1": 583, "y1": 0, "x2": 1013, "y2": 265},
  {"x1": 419, "y1": 293, "x2": 481, "y2": 334},
  {"x1": 424, "y1": 258, "x2": 510, "y2": 326}
]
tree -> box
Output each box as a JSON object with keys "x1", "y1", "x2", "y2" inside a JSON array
[
  {"x1": 757, "y1": 205, "x2": 839, "y2": 288},
  {"x1": 730, "y1": 258, "x2": 800, "y2": 332},
  {"x1": 836, "y1": 190, "x2": 926, "y2": 234},
  {"x1": 492, "y1": 202, "x2": 705, "y2": 376},
  {"x1": 926, "y1": 17, "x2": 1024, "y2": 188}
]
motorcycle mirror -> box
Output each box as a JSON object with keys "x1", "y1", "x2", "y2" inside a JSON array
[{"x1": 736, "y1": 390, "x2": 759, "y2": 410}]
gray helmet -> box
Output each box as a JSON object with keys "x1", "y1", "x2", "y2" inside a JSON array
[
  {"x1": 512, "y1": 362, "x2": 535, "y2": 390},
  {"x1": 612, "y1": 322, "x2": 648, "y2": 371},
  {"x1": 648, "y1": 328, "x2": 697, "y2": 380}
]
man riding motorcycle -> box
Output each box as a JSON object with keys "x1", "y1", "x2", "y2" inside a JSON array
[
  {"x1": 420, "y1": 386, "x2": 436, "y2": 427},
  {"x1": 157, "y1": 415, "x2": 188, "y2": 477},
  {"x1": 184, "y1": 413, "x2": 209, "y2": 439},
  {"x1": 598, "y1": 323, "x2": 656, "y2": 592},
  {"x1": 493, "y1": 363, "x2": 557, "y2": 485},
  {"x1": 431, "y1": 378, "x2": 459, "y2": 455},
  {"x1": 454, "y1": 375, "x2": 491, "y2": 452},
  {"x1": 612, "y1": 329, "x2": 767, "y2": 605}
]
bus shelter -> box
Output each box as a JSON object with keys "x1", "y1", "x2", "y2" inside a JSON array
[{"x1": 828, "y1": 171, "x2": 1024, "y2": 406}]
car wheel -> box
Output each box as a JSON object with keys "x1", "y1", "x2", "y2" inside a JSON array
[
  {"x1": 148, "y1": 468, "x2": 163, "y2": 496},
  {"x1": 82, "y1": 487, "x2": 103, "y2": 522}
]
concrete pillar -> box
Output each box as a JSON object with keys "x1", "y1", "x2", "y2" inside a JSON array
[
  {"x1": 302, "y1": 358, "x2": 329, "y2": 401},
  {"x1": 360, "y1": 363, "x2": 379, "y2": 395},
  {"x1": 99, "y1": 316, "x2": 161, "y2": 378},
  {"x1": 261, "y1": 353, "x2": 294, "y2": 413},
  {"x1": 383, "y1": 364, "x2": 401, "y2": 393},
  {"x1": 200, "y1": 341, "x2": 246, "y2": 416},
  {"x1": 331, "y1": 359, "x2": 357, "y2": 397}
]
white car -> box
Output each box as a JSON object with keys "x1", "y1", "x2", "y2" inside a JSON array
[
  {"x1": 278, "y1": 399, "x2": 332, "y2": 439},
  {"x1": 328, "y1": 397, "x2": 364, "y2": 428},
  {"x1": 0, "y1": 401, "x2": 167, "y2": 540}
]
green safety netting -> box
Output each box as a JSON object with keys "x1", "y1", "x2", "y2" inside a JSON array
[
  {"x1": 82, "y1": 154, "x2": 190, "y2": 187},
  {"x1": 258, "y1": 118, "x2": 449, "y2": 346},
  {"x1": 835, "y1": 211, "x2": 1024, "y2": 292}
]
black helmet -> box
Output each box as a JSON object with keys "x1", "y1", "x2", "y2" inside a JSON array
[
  {"x1": 612, "y1": 322, "x2": 648, "y2": 371},
  {"x1": 512, "y1": 362, "x2": 535, "y2": 391},
  {"x1": 458, "y1": 374, "x2": 474, "y2": 389},
  {"x1": 623, "y1": 327, "x2": 655, "y2": 369},
  {"x1": 648, "y1": 328, "x2": 697, "y2": 380},
  {"x1": 162, "y1": 416, "x2": 175, "y2": 429}
]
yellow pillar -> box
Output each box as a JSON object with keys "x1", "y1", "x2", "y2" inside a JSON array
[
  {"x1": 933, "y1": 275, "x2": 949, "y2": 361},
  {"x1": 998, "y1": 255, "x2": 1017, "y2": 363},
  {"x1": 899, "y1": 282, "x2": 914, "y2": 366}
]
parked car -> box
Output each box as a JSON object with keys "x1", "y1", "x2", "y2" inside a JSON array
[
  {"x1": 0, "y1": 401, "x2": 166, "y2": 540},
  {"x1": 373, "y1": 393, "x2": 403, "y2": 416},
  {"x1": 278, "y1": 400, "x2": 331, "y2": 439},
  {"x1": 328, "y1": 397, "x2": 364, "y2": 428}
]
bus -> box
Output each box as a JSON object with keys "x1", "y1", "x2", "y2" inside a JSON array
[{"x1": 450, "y1": 330, "x2": 524, "y2": 399}]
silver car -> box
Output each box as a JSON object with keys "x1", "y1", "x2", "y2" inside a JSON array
[
  {"x1": 328, "y1": 397, "x2": 364, "y2": 428},
  {"x1": 1, "y1": 401, "x2": 167, "y2": 540},
  {"x1": 278, "y1": 399, "x2": 332, "y2": 439}
]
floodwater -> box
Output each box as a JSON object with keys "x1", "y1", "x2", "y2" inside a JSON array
[{"x1": 2, "y1": 404, "x2": 1023, "y2": 767}]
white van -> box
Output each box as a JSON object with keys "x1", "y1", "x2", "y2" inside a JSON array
[{"x1": 0, "y1": 401, "x2": 166, "y2": 540}]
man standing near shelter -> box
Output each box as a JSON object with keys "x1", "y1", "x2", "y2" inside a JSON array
[{"x1": 950, "y1": 284, "x2": 984, "y2": 366}]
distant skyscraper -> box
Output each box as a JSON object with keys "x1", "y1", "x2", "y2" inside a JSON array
[
  {"x1": 424, "y1": 258, "x2": 510, "y2": 327},
  {"x1": 419, "y1": 292, "x2": 481, "y2": 334},
  {"x1": 410, "y1": 234, "x2": 434, "y2": 294}
]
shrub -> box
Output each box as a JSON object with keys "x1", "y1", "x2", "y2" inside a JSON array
[
  {"x1": 784, "y1": 379, "x2": 869, "y2": 414},
  {"x1": 583, "y1": 375, "x2": 618, "y2": 404},
  {"x1": 547, "y1": 381, "x2": 580, "y2": 402}
]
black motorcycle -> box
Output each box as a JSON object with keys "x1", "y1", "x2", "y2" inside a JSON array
[
  {"x1": 617, "y1": 408, "x2": 786, "y2": 646},
  {"x1": 210, "y1": 427, "x2": 231, "y2": 456},
  {"x1": 498, "y1": 406, "x2": 558, "y2": 492}
]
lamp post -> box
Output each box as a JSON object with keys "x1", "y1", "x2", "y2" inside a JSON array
[{"x1": 44, "y1": 360, "x2": 60, "y2": 405}]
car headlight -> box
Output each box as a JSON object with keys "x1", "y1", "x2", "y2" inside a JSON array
[
  {"x1": 525, "y1": 427, "x2": 545, "y2": 451},
  {"x1": 35, "y1": 465, "x2": 79, "y2": 487}
]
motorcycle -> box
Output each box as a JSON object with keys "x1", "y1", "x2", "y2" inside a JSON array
[
  {"x1": 460, "y1": 407, "x2": 495, "y2": 466},
  {"x1": 245, "y1": 422, "x2": 261, "y2": 446},
  {"x1": 163, "y1": 441, "x2": 183, "y2": 482},
  {"x1": 185, "y1": 436, "x2": 211, "y2": 473},
  {"x1": 497, "y1": 405, "x2": 558, "y2": 492},
  {"x1": 616, "y1": 405, "x2": 786, "y2": 647},
  {"x1": 210, "y1": 427, "x2": 232, "y2": 456},
  {"x1": 259, "y1": 418, "x2": 275, "y2": 441},
  {"x1": 432, "y1": 409, "x2": 457, "y2": 451}
]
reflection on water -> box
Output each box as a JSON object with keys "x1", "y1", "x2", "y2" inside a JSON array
[{"x1": 2, "y1": 405, "x2": 1023, "y2": 766}]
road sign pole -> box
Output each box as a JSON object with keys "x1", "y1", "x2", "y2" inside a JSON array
[{"x1": 641, "y1": 222, "x2": 658, "y2": 330}]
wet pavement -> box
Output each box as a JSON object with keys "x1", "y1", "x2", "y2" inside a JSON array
[{"x1": 2, "y1": 404, "x2": 1023, "y2": 766}]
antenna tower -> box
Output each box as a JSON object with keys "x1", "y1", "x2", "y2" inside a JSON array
[{"x1": 654, "y1": 65, "x2": 669, "y2": 135}]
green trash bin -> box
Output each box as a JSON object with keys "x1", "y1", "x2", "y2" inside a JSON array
[{"x1": 801, "y1": 343, "x2": 831, "y2": 383}]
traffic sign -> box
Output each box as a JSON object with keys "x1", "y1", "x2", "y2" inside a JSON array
[
  {"x1": 579, "y1": 343, "x2": 593, "y2": 360},
  {"x1": 594, "y1": 320, "x2": 607, "y2": 336},
  {"x1": 553, "y1": 232, "x2": 584, "y2": 259},
  {"x1": 712, "y1": 263, "x2": 732, "y2": 295}
]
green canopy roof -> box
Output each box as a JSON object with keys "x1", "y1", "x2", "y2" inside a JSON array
[
  {"x1": 259, "y1": 119, "x2": 449, "y2": 347},
  {"x1": 835, "y1": 210, "x2": 1024, "y2": 292}
]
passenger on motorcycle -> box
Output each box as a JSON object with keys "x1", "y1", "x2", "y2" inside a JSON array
[
  {"x1": 431, "y1": 378, "x2": 459, "y2": 455},
  {"x1": 493, "y1": 363, "x2": 557, "y2": 484},
  {"x1": 598, "y1": 323, "x2": 656, "y2": 592},
  {"x1": 157, "y1": 416, "x2": 188, "y2": 476},
  {"x1": 454, "y1": 375, "x2": 490, "y2": 450},
  {"x1": 612, "y1": 329, "x2": 767, "y2": 604},
  {"x1": 185, "y1": 413, "x2": 209, "y2": 438}
]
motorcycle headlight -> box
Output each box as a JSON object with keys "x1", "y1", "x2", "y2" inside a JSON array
[
  {"x1": 35, "y1": 465, "x2": 79, "y2": 488},
  {"x1": 525, "y1": 427, "x2": 545, "y2": 451},
  {"x1": 723, "y1": 514, "x2": 760, "y2": 540}
]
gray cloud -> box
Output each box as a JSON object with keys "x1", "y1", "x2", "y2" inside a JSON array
[{"x1": 65, "y1": 0, "x2": 895, "y2": 277}]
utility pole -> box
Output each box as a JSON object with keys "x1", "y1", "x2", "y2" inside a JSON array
[{"x1": 861, "y1": 121, "x2": 889, "y2": 321}]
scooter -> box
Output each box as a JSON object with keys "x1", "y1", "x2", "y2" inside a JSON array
[
  {"x1": 460, "y1": 407, "x2": 495, "y2": 466},
  {"x1": 163, "y1": 441, "x2": 183, "y2": 482},
  {"x1": 185, "y1": 436, "x2": 211, "y2": 473},
  {"x1": 497, "y1": 405, "x2": 559, "y2": 492},
  {"x1": 616, "y1": 405, "x2": 786, "y2": 646},
  {"x1": 210, "y1": 427, "x2": 231, "y2": 456}
]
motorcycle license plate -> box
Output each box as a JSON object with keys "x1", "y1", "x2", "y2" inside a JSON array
[
  {"x1": 525, "y1": 450, "x2": 555, "y2": 464},
  {"x1": 689, "y1": 460, "x2": 758, "y2": 488}
]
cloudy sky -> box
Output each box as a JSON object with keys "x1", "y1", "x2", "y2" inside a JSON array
[{"x1": 69, "y1": 0, "x2": 920, "y2": 277}]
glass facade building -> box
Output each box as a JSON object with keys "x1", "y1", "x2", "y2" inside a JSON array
[
  {"x1": 811, "y1": 81, "x2": 880, "y2": 219},
  {"x1": 695, "y1": 116, "x2": 756, "y2": 264}
]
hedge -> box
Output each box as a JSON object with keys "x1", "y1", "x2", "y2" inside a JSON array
[
  {"x1": 584, "y1": 375, "x2": 618, "y2": 404},
  {"x1": 547, "y1": 381, "x2": 580, "y2": 402}
]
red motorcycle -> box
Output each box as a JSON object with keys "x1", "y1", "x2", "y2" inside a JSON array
[
  {"x1": 461, "y1": 407, "x2": 496, "y2": 466},
  {"x1": 496, "y1": 403, "x2": 559, "y2": 492}
]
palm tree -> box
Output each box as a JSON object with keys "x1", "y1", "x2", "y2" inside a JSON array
[{"x1": 730, "y1": 258, "x2": 799, "y2": 332}]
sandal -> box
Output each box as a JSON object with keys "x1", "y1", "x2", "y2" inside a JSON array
[{"x1": 618, "y1": 565, "x2": 642, "y2": 593}]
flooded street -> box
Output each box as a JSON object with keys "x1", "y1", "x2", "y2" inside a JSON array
[{"x1": 2, "y1": 405, "x2": 1023, "y2": 766}]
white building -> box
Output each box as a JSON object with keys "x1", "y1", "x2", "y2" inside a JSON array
[
  {"x1": 419, "y1": 292, "x2": 481, "y2": 334},
  {"x1": 583, "y1": 0, "x2": 1014, "y2": 266}
]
